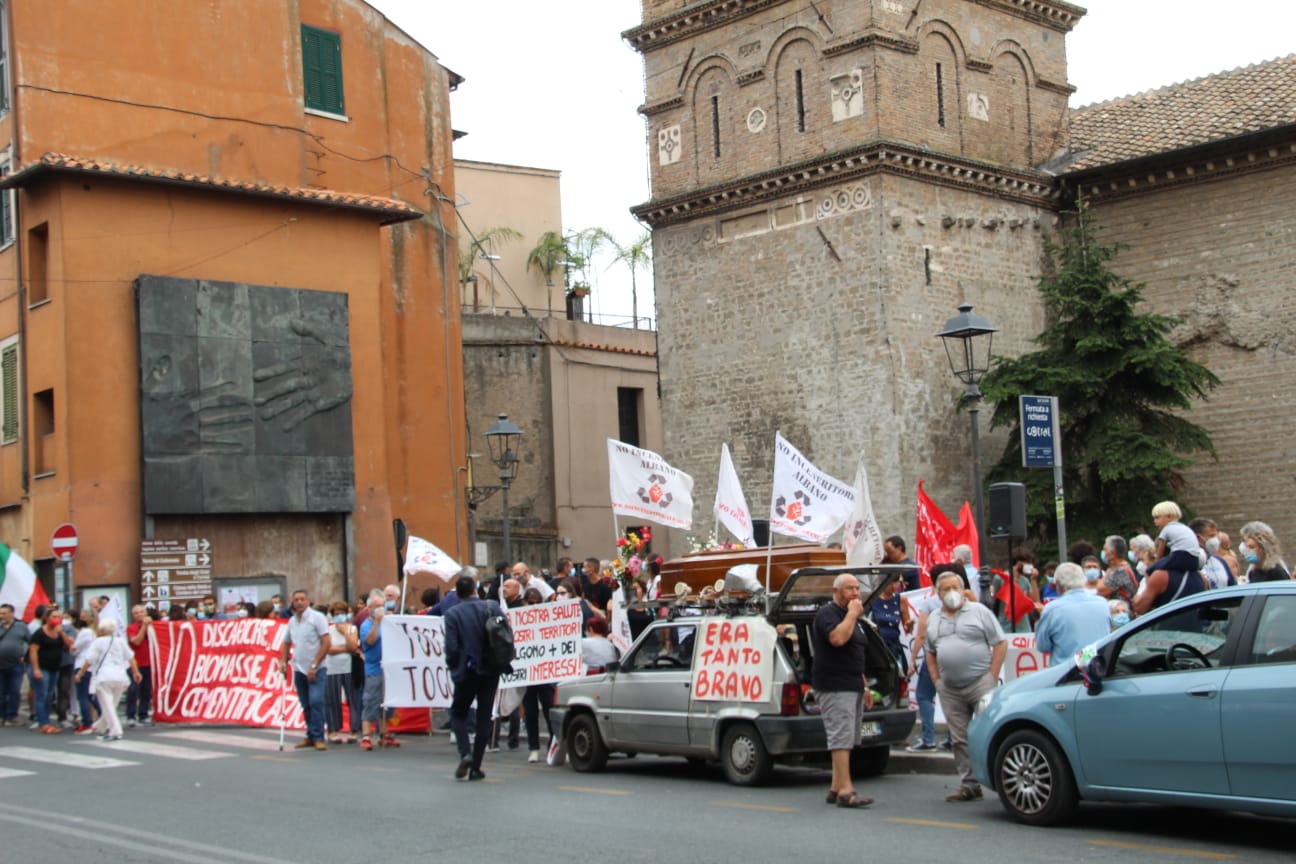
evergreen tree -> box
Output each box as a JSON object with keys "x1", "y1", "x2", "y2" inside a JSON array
[{"x1": 980, "y1": 199, "x2": 1219, "y2": 551}]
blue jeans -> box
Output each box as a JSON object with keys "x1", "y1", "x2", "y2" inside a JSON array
[
  {"x1": 915, "y1": 662, "x2": 936, "y2": 746},
  {"x1": 0, "y1": 665, "x2": 24, "y2": 721},
  {"x1": 126, "y1": 667, "x2": 152, "y2": 721},
  {"x1": 76, "y1": 673, "x2": 99, "y2": 726},
  {"x1": 294, "y1": 669, "x2": 327, "y2": 742},
  {"x1": 32, "y1": 667, "x2": 59, "y2": 726}
]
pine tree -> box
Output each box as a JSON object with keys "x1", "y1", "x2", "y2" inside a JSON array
[{"x1": 980, "y1": 199, "x2": 1219, "y2": 551}]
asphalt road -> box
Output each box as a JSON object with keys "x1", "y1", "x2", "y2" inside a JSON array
[{"x1": 1, "y1": 725, "x2": 1292, "y2": 863}]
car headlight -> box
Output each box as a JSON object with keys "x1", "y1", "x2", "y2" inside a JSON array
[{"x1": 973, "y1": 689, "x2": 997, "y2": 717}]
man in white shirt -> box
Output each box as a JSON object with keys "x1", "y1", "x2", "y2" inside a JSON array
[{"x1": 280, "y1": 589, "x2": 331, "y2": 751}]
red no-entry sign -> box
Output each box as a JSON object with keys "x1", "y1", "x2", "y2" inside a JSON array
[{"x1": 51, "y1": 523, "x2": 78, "y2": 562}]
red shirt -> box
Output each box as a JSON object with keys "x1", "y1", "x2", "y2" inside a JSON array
[{"x1": 126, "y1": 622, "x2": 152, "y2": 667}]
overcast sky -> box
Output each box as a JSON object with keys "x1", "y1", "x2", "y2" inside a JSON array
[{"x1": 372, "y1": 0, "x2": 1296, "y2": 323}]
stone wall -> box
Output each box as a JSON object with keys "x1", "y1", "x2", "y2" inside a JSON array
[{"x1": 1087, "y1": 163, "x2": 1296, "y2": 546}]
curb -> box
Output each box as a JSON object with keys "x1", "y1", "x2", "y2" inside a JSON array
[{"x1": 888, "y1": 746, "x2": 958, "y2": 775}]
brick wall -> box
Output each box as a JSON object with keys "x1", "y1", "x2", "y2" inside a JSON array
[{"x1": 1088, "y1": 164, "x2": 1296, "y2": 547}]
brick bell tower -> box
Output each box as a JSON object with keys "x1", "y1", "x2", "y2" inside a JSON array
[{"x1": 626, "y1": 0, "x2": 1085, "y2": 540}]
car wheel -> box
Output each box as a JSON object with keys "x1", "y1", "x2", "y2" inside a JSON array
[
  {"x1": 849, "y1": 746, "x2": 890, "y2": 778},
  {"x1": 720, "y1": 723, "x2": 773, "y2": 786},
  {"x1": 566, "y1": 713, "x2": 608, "y2": 773},
  {"x1": 993, "y1": 729, "x2": 1078, "y2": 826}
]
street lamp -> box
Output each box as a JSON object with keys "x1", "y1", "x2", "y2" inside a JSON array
[
  {"x1": 484, "y1": 413, "x2": 523, "y2": 565},
  {"x1": 936, "y1": 303, "x2": 998, "y2": 604}
]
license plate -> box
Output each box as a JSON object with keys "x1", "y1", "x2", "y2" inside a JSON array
[{"x1": 860, "y1": 721, "x2": 881, "y2": 738}]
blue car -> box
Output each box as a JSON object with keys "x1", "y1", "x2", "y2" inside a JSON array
[{"x1": 969, "y1": 581, "x2": 1296, "y2": 825}]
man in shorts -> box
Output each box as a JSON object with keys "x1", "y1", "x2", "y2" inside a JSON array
[
  {"x1": 812, "y1": 573, "x2": 875, "y2": 809},
  {"x1": 358, "y1": 589, "x2": 398, "y2": 750}
]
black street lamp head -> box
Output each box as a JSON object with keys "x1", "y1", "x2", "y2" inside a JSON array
[
  {"x1": 937, "y1": 303, "x2": 998, "y2": 387},
  {"x1": 484, "y1": 412, "x2": 523, "y2": 478}
]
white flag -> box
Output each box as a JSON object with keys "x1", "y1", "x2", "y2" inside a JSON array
[
  {"x1": 768, "y1": 432, "x2": 855, "y2": 543},
  {"x1": 714, "y1": 444, "x2": 756, "y2": 548},
  {"x1": 843, "y1": 457, "x2": 884, "y2": 565},
  {"x1": 607, "y1": 439, "x2": 694, "y2": 530},
  {"x1": 402, "y1": 535, "x2": 460, "y2": 581}
]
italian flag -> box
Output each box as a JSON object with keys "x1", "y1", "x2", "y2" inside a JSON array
[{"x1": 0, "y1": 543, "x2": 50, "y2": 623}]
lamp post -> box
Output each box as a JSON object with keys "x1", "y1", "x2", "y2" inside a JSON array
[
  {"x1": 936, "y1": 303, "x2": 998, "y2": 604},
  {"x1": 484, "y1": 413, "x2": 523, "y2": 565}
]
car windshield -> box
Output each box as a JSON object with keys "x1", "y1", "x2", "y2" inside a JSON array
[{"x1": 1119, "y1": 597, "x2": 1244, "y2": 660}]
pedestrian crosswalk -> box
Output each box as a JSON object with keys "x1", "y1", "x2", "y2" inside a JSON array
[{"x1": 0, "y1": 727, "x2": 288, "y2": 777}]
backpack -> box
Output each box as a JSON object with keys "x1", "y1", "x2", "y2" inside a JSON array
[{"x1": 482, "y1": 603, "x2": 516, "y2": 674}]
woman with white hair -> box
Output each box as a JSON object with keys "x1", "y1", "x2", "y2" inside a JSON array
[
  {"x1": 74, "y1": 618, "x2": 142, "y2": 741},
  {"x1": 1239, "y1": 521, "x2": 1291, "y2": 582},
  {"x1": 1128, "y1": 534, "x2": 1156, "y2": 579}
]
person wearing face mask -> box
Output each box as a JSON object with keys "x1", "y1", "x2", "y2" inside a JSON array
[
  {"x1": 125, "y1": 604, "x2": 155, "y2": 727},
  {"x1": 1189, "y1": 518, "x2": 1235, "y2": 590},
  {"x1": 926, "y1": 572, "x2": 1006, "y2": 802},
  {"x1": 28, "y1": 607, "x2": 74, "y2": 733},
  {"x1": 1238, "y1": 521, "x2": 1291, "y2": 583},
  {"x1": 323, "y1": 602, "x2": 361, "y2": 744},
  {"x1": 199, "y1": 595, "x2": 222, "y2": 621},
  {"x1": 1035, "y1": 563, "x2": 1111, "y2": 667},
  {"x1": 1038, "y1": 561, "x2": 1061, "y2": 604},
  {"x1": 1097, "y1": 536, "x2": 1139, "y2": 609},
  {"x1": 1080, "y1": 556, "x2": 1104, "y2": 594},
  {"x1": 358, "y1": 589, "x2": 397, "y2": 750},
  {"x1": 1108, "y1": 599, "x2": 1132, "y2": 630}
]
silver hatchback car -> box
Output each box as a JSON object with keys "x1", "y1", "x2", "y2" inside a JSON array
[{"x1": 550, "y1": 566, "x2": 916, "y2": 785}]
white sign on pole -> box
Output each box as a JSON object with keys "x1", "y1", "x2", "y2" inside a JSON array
[
  {"x1": 379, "y1": 614, "x2": 453, "y2": 708},
  {"x1": 497, "y1": 599, "x2": 584, "y2": 689}
]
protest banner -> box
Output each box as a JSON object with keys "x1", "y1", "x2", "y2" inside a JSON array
[
  {"x1": 769, "y1": 433, "x2": 854, "y2": 543},
  {"x1": 608, "y1": 591, "x2": 634, "y2": 655},
  {"x1": 1003, "y1": 632, "x2": 1050, "y2": 682},
  {"x1": 152, "y1": 620, "x2": 304, "y2": 729},
  {"x1": 379, "y1": 614, "x2": 453, "y2": 708},
  {"x1": 691, "y1": 618, "x2": 776, "y2": 702},
  {"x1": 607, "y1": 439, "x2": 695, "y2": 529},
  {"x1": 497, "y1": 598, "x2": 584, "y2": 689}
]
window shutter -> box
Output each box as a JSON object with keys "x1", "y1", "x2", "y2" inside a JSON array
[
  {"x1": 302, "y1": 25, "x2": 343, "y2": 115},
  {"x1": 1, "y1": 344, "x2": 17, "y2": 443}
]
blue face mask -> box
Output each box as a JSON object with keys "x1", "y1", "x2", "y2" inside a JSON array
[
  {"x1": 332, "y1": 614, "x2": 348, "y2": 625},
  {"x1": 196, "y1": 612, "x2": 207, "y2": 620},
  {"x1": 384, "y1": 600, "x2": 397, "y2": 611},
  {"x1": 1243, "y1": 550, "x2": 1260, "y2": 565},
  {"x1": 1099, "y1": 550, "x2": 1107, "y2": 565},
  {"x1": 1084, "y1": 568, "x2": 1101, "y2": 582},
  {"x1": 1112, "y1": 613, "x2": 1130, "y2": 628}
]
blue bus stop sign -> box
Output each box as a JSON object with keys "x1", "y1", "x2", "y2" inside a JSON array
[{"x1": 1020, "y1": 395, "x2": 1059, "y2": 468}]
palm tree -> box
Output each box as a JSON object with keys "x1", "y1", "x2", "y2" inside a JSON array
[
  {"x1": 605, "y1": 231, "x2": 652, "y2": 329},
  {"x1": 526, "y1": 230, "x2": 569, "y2": 315},
  {"x1": 458, "y1": 226, "x2": 521, "y2": 311}
]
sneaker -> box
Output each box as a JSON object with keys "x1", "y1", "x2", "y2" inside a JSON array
[
  {"x1": 938, "y1": 739, "x2": 953, "y2": 751},
  {"x1": 359, "y1": 737, "x2": 373, "y2": 751},
  {"x1": 29, "y1": 722, "x2": 40, "y2": 731},
  {"x1": 60, "y1": 719, "x2": 75, "y2": 729},
  {"x1": 41, "y1": 724, "x2": 62, "y2": 734},
  {"x1": 381, "y1": 734, "x2": 400, "y2": 748},
  {"x1": 945, "y1": 786, "x2": 983, "y2": 802},
  {"x1": 485, "y1": 744, "x2": 501, "y2": 753},
  {"x1": 126, "y1": 718, "x2": 138, "y2": 728},
  {"x1": 528, "y1": 750, "x2": 541, "y2": 763},
  {"x1": 141, "y1": 718, "x2": 153, "y2": 727},
  {"x1": 906, "y1": 741, "x2": 938, "y2": 752},
  {"x1": 75, "y1": 726, "x2": 95, "y2": 735}
]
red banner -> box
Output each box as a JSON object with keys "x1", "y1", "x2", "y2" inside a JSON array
[{"x1": 151, "y1": 620, "x2": 304, "y2": 729}]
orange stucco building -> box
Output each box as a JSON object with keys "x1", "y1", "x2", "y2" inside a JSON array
[{"x1": 0, "y1": 0, "x2": 466, "y2": 609}]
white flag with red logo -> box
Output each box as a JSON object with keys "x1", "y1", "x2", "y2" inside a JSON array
[
  {"x1": 714, "y1": 444, "x2": 756, "y2": 548},
  {"x1": 843, "y1": 457, "x2": 884, "y2": 566},
  {"x1": 402, "y1": 535, "x2": 460, "y2": 582},
  {"x1": 768, "y1": 433, "x2": 854, "y2": 543},
  {"x1": 607, "y1": 440, "x2": 694, "y2": 530}
]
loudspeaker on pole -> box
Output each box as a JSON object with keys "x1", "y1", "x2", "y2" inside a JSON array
[{"x1": 988, "y1": 482, "x2": 1027, "y2": 540}]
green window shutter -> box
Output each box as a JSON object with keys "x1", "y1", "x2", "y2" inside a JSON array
[
  {"x1": 302, "y1": 25, "x2": 344, "y2": 115},
  {"x1": 1, "y1": 345, "x2": 17, "y2": 444}
]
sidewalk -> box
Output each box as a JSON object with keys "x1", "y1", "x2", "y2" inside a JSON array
[{"x1": 887, "y1": 722, "x2": 957, "y2": 775}]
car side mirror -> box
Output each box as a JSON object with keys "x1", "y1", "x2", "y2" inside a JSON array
[{"x1": 1083, "y1": 655, "x2": 1106, "y2": 696}]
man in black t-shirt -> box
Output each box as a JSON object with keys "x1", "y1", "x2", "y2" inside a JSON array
[{"x1": 812, "y1": 574, "x2": 876, "y2": 809}]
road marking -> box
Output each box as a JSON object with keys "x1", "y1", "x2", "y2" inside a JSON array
[
  {"x1": 0, "y1": 746, "x2": 138, "y2": 769},
  {"x1": 1090, "y1": 840, "x2": 1234, "y2": 860},
  {"x1": 84, "y1": 739, "x2": 234, "y2": 760},
  {"x1": 157, "y1": 730, "x2": 292, "y2": 751},
  {"x1": 558, "y1": 785, "x2": 635, "y2": 796},
  {"x1": 711, "y1": 801, "x2": 798, "y2": 814},
  {"x1": 0, "y1": 767, "x2": 36, "y2": 778},
  {"x1": 884, "y1": 817, "x2": 980, "y2": 831},
  {"x1": 250, "y1": 755, "x2": 298, "y2": 763}
]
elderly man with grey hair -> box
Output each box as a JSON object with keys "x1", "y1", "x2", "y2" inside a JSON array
[
  {"x1": 1035, "y1": 563, "x2": 1111, "y2": 667},
  {"x1": 926, "y1": 570, "x2": 1006, "y2": 802},
  {"x1": 811, "y1": 572, "x2": 876, "y2": 809}
]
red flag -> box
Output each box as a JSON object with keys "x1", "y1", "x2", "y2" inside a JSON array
[
  {"x1": 993, "y1": 569, "x2": 1035, "y2": 625},
  {"x1": 915, "y1": 482, "x2": 981, "y2": 587}
]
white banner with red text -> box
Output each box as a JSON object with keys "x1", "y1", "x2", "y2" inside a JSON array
[
  {"x1": 497, "y1": 599, "x2": 585, "y2": 688},
  {"x1": 690, "y1": 618, "x2": 777, "y2": 702}
]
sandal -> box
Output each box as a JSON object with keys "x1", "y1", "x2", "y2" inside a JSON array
[
  {"x1": 825, "y1": 790, "x2": 839, "y2": 805},
  {"x1": 359, "y1": 736, "x2": 373, "y2": 751},
  {"x1": 381, "y1": 734, "x2": 400, "y2": 748},
  {"x1": 837, "y1": 791, "x2": 874, "y2": 809}
]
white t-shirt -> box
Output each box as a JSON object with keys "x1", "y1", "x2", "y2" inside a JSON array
[
  {"x1": 83, "y1": 634, "x2": 135, "y2": 686},
  {"x1": 1159, "y1": 520, "x2": 1200, "y2": 555}
]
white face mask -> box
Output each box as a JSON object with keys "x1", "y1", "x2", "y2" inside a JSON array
[{"x1": 942, "y1": 591, "x2": 965, "y2": 611}]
